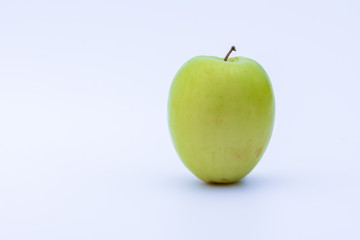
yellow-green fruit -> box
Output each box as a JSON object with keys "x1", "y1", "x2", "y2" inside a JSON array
[{"x1": 168, "y1": 52, "x2": 275, "y2": 183}]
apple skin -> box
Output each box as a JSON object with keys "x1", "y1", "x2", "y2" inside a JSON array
[{"x1": 168, "y1": 55, "x2": 275, "y2": 183}]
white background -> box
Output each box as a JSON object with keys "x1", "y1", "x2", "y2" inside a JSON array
[{"x1": 0, "y1": 0, "x2": 359, "y2": 239}]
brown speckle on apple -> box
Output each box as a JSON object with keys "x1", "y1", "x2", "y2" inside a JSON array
[
  {"x1": 256, "y1": 146, "x2": 263, "y2": 158},
  {"x1": 234, "y1": 151, "x2": 242, "y2": 159}
]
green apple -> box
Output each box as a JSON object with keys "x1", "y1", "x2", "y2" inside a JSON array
[{"x1": 168, "y1": 46, "x2": 275, "y2": 184}]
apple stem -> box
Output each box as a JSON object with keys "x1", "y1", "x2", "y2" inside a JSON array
[{"x1": 224, "y1": 46, "x2": 236, "y2": 61}]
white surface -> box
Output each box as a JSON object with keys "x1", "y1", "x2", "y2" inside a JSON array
[{"x1": 0, "y1": 0, "x2": 359, "y2": 239}]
